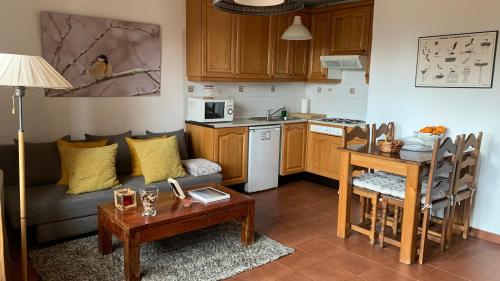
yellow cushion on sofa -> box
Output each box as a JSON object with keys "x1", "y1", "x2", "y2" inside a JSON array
[
  {"x1": 125, "y1": 136, "x2": 167, "y2": 177},
  {"x1": 57, "y1": 139, "x2": 108, "y2": 185},
  {"x1": 59, "y1": 144, "x2": 120, "y2": 194},
  {"x1": 133, "y1": 136, "x2": 187, "y2": 184}
]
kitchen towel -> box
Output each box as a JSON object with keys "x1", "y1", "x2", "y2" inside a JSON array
[{"x1": 300, "y1": 98, "x2": 309, "y2": 113}]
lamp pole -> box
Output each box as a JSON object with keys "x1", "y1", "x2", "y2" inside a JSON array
[{"x1": 15, "y1": 86, "x2": 27, "y2": 281}]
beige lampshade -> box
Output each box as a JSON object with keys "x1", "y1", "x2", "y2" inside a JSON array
[
  {"x1": 0, "y1": 53, "x2": 72, "y2": 89},
  {"x1": 234, "y1": 0, "x2": 284, "y2": 6},
  {"x1": 281, "y1": 16, "x2": 313, "y2": 41}
]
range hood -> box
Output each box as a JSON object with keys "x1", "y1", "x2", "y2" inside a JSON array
[{"x1": 320, "y1": 55, "x2": 366, "y2": 79}]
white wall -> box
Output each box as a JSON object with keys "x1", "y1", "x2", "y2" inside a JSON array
[
  {"x1": 0, "y1": 0, "x2": 187, "y2": 143},
  {"x1": 368, "y1": 0, "x2": 500, "y2": 234}
]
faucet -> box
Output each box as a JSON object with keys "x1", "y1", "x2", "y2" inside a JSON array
[{"x1": 266, "y1": 107, "x2": 286, "y2": 121}]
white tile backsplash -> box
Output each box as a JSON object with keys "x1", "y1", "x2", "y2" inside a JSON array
[
  {"x1": 186, "y1": 82, "x2": 306, "y2": 117},
  {"x1": 305, "y1": 70, "x2": 368, "y2": 120},
  {"x1": 186, "y1": 70, "x2": 368, "y2": 120}
]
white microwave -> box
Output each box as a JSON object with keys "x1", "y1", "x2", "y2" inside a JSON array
[{"x1": 187, "y1": 98, "x2": 234, "y2": 122}]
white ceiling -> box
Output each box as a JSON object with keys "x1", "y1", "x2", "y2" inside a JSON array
[{"x1": 302, "y1": 0, "x2": 361, "y2": 8}]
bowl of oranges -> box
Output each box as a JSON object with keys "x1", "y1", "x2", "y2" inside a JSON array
[{"x1": 417, "y1": 126, "x2": 447, "y2": 141}]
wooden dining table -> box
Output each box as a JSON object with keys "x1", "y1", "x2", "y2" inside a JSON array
[{"x1": 337, "y1": 147, "x2": 434, "y2": 265}]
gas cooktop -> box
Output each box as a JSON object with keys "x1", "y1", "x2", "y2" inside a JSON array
[{"x1": 319, "y1": 118, "x2": 365, "y2": 124}]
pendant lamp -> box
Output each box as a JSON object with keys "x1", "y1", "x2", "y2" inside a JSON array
[
  {"x1": 234, "y1": 0, "x2": 284, "y2": 6},
  {"x1": 281, "y1": 16, "x2": 313, "y2": 40},
  {"x1": 213, "y1": 0, "x2": 304, "y2": 15}
]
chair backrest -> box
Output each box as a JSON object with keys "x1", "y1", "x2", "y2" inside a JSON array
[
  {"x1": 341, "y1": 125, "x2": 370, "y2": 152},
  {"x1": 370, "y1": 122, "x2": 395, "y2": 152},
  {"x1": 453, "y1": 132, "x2": 483, "y2": 194},
  {"x1": 423, "y1": 136, "x2": 462, "y2": 205}
]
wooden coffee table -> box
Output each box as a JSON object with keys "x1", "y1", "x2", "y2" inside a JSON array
[{"x1": 97, "y1": 184, "x2": 255, "y2": 281}]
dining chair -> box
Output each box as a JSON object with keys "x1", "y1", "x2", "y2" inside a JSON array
[
  {"x1": 377, "y1": 136, "x2": 462, "y2": 264},
  {"x1": 445, "y1": 132, "x2": 482, "y2": 248},
  {"x1": 341, "y1": 125, "x2": 381, "y2": 245},
  {"x1": 367, "y1": 122, "x2": 401, "y2": 235}
]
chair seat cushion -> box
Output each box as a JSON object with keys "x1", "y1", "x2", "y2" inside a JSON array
[
  {"x1": 5, "y1": 173, "x2": 222, "y2": 228},
  {"x1": 353, "y1": 171, "x2": 464, "y2": 205},
  {"x1": 353, "y1": 171, "x2": 405, "y2": 193}
]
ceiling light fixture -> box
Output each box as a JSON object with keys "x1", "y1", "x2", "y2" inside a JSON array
[
  {"x1": 213, "y1": 0, "x2": 304, "y2": 15},
  {"x1": 234, "y1": 0, "x2": 284, "y2": 6},
  {"x1": 281, "y1": 16, "x2": 313, "y2": 40}
]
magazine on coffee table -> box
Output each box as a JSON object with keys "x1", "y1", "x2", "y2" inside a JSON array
[{"x1": 188, "y1": 187, "x2": 230, "y2": 203}]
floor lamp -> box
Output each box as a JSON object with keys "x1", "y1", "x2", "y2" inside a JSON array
[{"x1": 0, "y1": 53, "x2": 72, "y2": 281}]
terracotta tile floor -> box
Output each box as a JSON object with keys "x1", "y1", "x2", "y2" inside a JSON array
[{"x1": 228, "y1": 180, "x2": 500, "y2": 281}]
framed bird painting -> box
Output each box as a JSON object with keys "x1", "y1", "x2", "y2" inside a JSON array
[{"x1": 41, "y1": 11, "x2": 161, "y2": 97}]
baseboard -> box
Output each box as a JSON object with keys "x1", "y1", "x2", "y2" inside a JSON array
[{"x1": 470, "y1": 227, "x2": 500, "y2": 245}]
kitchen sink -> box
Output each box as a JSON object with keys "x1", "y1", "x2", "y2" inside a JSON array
[{"x1": 250, "y1": 116, "x2": 302, "y2": 121}]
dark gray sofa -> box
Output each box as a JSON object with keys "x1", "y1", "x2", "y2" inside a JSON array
[{"x1": 0, "y1": 131, "x2": 222, "y2": 243}]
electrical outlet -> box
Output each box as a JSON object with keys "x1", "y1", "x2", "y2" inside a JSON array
[
  {"x1": 271, "y1": 86, "x2": 276, "y2": 93},
  {"x1": 349, "y1": 88, "x2": 356, "y2": 95},
  {"x1": 187, "y1": 85, "x2": 195, "y2": 93},
  {"x1": 316, "y1": 87, "x2": 322, "y2": 94},
  {"x1": 239, "y1": 86, "x2": 244, "y2": 93}
]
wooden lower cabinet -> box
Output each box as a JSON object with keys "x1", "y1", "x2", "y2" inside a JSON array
[
  {"x1": 186, "y1": 124, "x2": 248, "y2": 185},
  {"x1": 214, "y1": 127, "x2": 248, "y2": 185},
  {"x1": 306, "y1": 131, "x2": 343, "y2": 180},
  {"x1": 280, "y1": 122, "x2": 307, "y2": 175}
]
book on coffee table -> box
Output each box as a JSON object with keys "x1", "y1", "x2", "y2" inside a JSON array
[{"x1": 188, "y1": 187, "x2": 230, "y2": 203}]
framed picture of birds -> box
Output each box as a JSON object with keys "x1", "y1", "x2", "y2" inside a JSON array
[{"x1": 41, "y1": 11, "x2": 161, "y2": 97}]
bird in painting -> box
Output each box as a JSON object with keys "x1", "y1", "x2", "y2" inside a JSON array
[{"x1": 86, "y1": 54, "x2": 112, "y2": 80}]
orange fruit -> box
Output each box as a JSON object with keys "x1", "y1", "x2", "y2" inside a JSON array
[
  {"x1": 420, "y1": 127, "x2": 434, "y2": 133},
  {"x1": 435, "y1": 126, "x2": 447, "y2": 134}
]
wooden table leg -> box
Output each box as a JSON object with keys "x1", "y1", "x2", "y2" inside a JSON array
[
  {"x1": 400, "y1": 164, "x2": 422, "y2": 264},
  {"x1": 241, "y1": 201, "x2": 255, "y2": 245},
  {"x1": 98, "y1": 213, "x2": 112, "y2": 255},
  {"x1": 337, "y1": 151, "x2": 353, "y2": 238},
  {"x1": 124, "y1": 233, "x2": 141, "y2": 281}
]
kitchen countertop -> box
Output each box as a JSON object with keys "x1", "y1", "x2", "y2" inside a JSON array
[
  {"x1": 186, "y1": 118, "x2": 367, "y2": 128},
  {"x1": 308, "y1": 119, "x2": 367, "y2": 128},
  {"x1": 186, "y1": 118, "x2": 307, "y2": 128}
]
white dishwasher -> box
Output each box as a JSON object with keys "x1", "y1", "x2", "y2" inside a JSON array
[{"x1": 244, "y1": 125, "x2": 281, "y2": 193}]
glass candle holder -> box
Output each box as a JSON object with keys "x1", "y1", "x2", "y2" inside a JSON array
[{"x1": 140, "y1": 186, "x2": 159, "y2": 217}]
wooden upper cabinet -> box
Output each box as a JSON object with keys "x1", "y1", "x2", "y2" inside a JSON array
[
  {"x1": 187, "y1": 0, "x2": 237, "y2": 80},
  {"x1": 330, "y1": 5, "x2": 372, "y2": 55},
  {"x1": 186, "y1": 0, "x2": 373, "y2": 82},
  {"x1": 202, "y1": 1, "x2": 237, "y2": 77},
  {"x1": 308, "y1": 12, "x2": 330, "y2": 81},
  {"x1": 280, "y1": 122, "x2": 307, "y2": 175},
  {"x1": 236, "y1": 15, "x2": 272, "y2": 79},
  {"x1": 270, "y1": 14, "x2": 310, "y2": 80},
  {"x1": 291, "y1": 14, "x2": 310, "y2": 80},
  {"x1": 270, "y1": 15, "x2": 293, "y2": 79}
]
